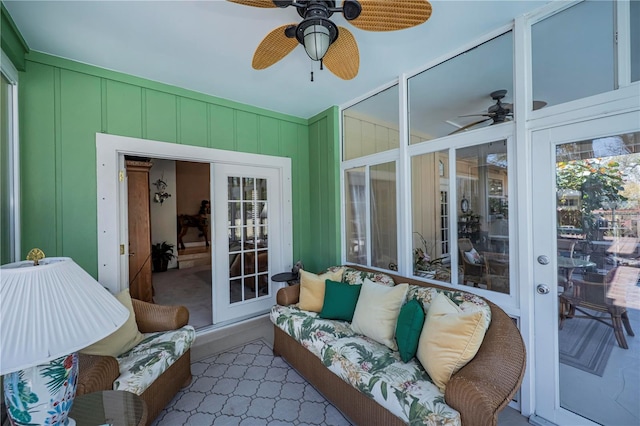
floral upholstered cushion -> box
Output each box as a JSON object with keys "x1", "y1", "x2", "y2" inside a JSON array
[
  {"x1": 325, "y1": 265, "x2": 395, "y2": 287},
  {"x1": 321, "y1": 336, "x2": 461, "y2": 425},
  {"x1": 271, "y1": 304, "x2": 356, "y2": 358},
  {"x1": 114, "y1": 325, "x2": 196, "y2": 395},
  {"x1": 406, "y1": 285, "x2": 491, "y2": 330}
]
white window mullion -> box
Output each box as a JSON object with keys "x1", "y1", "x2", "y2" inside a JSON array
[
  {"x1": 397, "y1": 73, "x2": 411, "y2": 276},
  {"x1": 1, "y1": 49, "x2": 20, "y2": 263},
  {"x1": 364, "y1": 165, "x2": 372, "y2": 267},
  {"x1": 448, "y1": 147, "x2": 459, "y2": 286},
  {"x1": 616, "y1": 0, "x2": 632, "y2": 87}
]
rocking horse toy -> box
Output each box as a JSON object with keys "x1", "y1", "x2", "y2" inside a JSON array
[{"x1": 177, "y1": 200, "x2": 210, "y2": 250}]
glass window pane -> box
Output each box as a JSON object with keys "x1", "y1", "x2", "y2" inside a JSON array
[
  {"x1": 555, "y1": 132, "x2": 640, "y2": 423},
  {"x1": 345, "y1": 167, "x2": 367, "y2": 264},
  {"x1": 228, "y1": 177, "x2": 241, "y2": 200},
  {"x1": 632, "y1": 0, "x2": 640, "y2": 82},
  {"x1": 243, "y1": 177, "x2": 255, "y2": 201},
  {"x1": 256, "y1": 178, "x2": 267, "y2": 200},
  {"x1": 412, "y1": 150, "x2": 451, "y2": 283},
  {"x1": 532, "y1": 0, "x2": 615, "y2": 107},
  {"x1": 343, "y1": 85, "x2": 399, "y2": 161},
  {"x1": 457, "y1": 141, "x2": 510, "y2": 294},
  {"x1": 370, "y1": 162, "x2": 397, "y2": 269},
  {"x1": 409, "y1": 32, "x2": 514, "y2": 142}
]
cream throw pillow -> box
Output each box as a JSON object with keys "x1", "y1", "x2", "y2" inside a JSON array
[
  {"x1": 351, "y1": 279, "x2": 408, "y2": 350},
  {"x1": 81, "y1": 289, "x2": 144, "y2": 357},
  {"x1": 417, "y1": 292, "x2": 488, "y2": 393},
  {"x1": 298, "y1": 268, "x2": 344, "y2": 312}
]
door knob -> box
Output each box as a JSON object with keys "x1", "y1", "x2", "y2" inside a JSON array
[
  {"x1": 537, "y1": 284, "x2": 550, "y2": 294},
  {"x1": 537, "y1": 255, "x2": 550, "y2": 265}
]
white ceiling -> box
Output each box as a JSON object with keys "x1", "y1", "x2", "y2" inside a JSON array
[{"x1": 4, "y1": 0, "x2": 550, "y2": 119}]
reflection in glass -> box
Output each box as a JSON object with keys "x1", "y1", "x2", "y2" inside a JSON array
[
  {"x1": 409, "y1": 31, "x2": 513, "y2": 141},
  {"x1": 226, "y1": 175, "x2": 270, "y2": 304},
  {"x1": 411, "y1": 150, "x2": 451, "y2": 282},
  {"x1": 532, "y1": 0, "x2": 614, "y2": 107},
  {"x1": 228, "y1": 177, "x2": 241, "y2": 200},
  {"x1": 371, "y1": 162, "x2": 397, "y2": 269},
  {"x1": 345, "y1": 167, "x2": 367, "y2": 264},
  {"x1": 343, "y1": 85, "x2": 399, "y2": 161},
  {"x1": 456, "y1": 141, "x2": 510, "y2": 294},
  {"x1": 556, "y1": 132, "x2": 639, "y2": 425}
]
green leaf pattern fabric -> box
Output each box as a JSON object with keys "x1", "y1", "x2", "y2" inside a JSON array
[
  {"x1": 271, "y1": 282, "x2": 492, "y2": 425},
  {"x1": 324, "y1": 266, "x2": 395, "y2": 287},
  {"x1": 114, "y1": 325, "x2": 195, "y2": 395},
  {"x1": 406, "y1": 286, "x2": 491, "y2": 331}
]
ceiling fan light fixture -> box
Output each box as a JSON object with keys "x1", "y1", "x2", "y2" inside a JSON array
[{"x1": 297, "y1": 18, "x2": 338, "y2": 61}]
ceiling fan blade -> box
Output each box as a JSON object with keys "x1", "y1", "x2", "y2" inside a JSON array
[
  {"x1": 252, "y1": 25, "x2": 299, "y2": 70},
  {"x1": 502, "y1": 101, "x2": 547, "y2": 111},
  {"x1": 227, "y1": 0, "x2": 277, "y2": 8},
  {"x1": 323, "y1": 27, "x2": 359, "y2": 80},
  {"x1": 533, "y1": 100, "x2": 547, "y2": 110},
  {"x1": 350, "y1": 0, "x2": 432, "y2": 32},
  {"x1": 449, "y1": 118, "x2": 492, "y2": 135},
  {"x1": 459, "y1": 113, "x2": 493, "y2": 118}
]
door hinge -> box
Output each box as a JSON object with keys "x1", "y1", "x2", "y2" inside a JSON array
[
  {"x1": 120, "y1": 244, "x2": 125, "y2": 255},
  {"x1": 119, "y1": 170, "x2": 125, "y2": 182}
]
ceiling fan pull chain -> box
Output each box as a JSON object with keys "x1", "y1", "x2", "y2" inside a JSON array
[
  {"x1": 311, "y1": 71, "x2": 314, "y2": 82},
  {"x1": 320, "y1": 59, "x2": 324, "y2": 70}
]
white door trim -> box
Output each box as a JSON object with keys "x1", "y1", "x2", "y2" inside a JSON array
[{"x1": 96, "y1": 133, "x2": 293, "y2": 295}]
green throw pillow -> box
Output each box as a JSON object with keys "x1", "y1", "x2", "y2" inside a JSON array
[
  {"x1": 319, "y1": 280, "x2": 362, "y2": 321},
  {"x1": 395, "y1": 299, "x2": 426, "y2": 362}
]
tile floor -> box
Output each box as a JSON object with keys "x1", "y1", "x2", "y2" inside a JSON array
[{"x1": 152, "y1": 340, "x2": 352, "y2": 426}]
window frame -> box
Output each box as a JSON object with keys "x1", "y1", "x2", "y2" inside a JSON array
[{"x1": 1, "y1": 49, "x2": 20, "y2": 264}]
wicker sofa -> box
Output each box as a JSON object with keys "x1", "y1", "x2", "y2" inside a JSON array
[
  {"x1": 77, "y1": 299, "x2": 194, "y2": 425},
  {"x1": 272, "y1": 265, "x2": 526, "y2": 426}
]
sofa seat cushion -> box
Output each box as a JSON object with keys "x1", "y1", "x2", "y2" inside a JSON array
[
  {"x1": 271, "y1": 305, "x2": 356, "y2": 358},
  {"x1": 114, "y1": 325, "x2": 196, "y2": 395},
  {"x1": 320, "y1": 336, "x2": 461, "y2": 425}
]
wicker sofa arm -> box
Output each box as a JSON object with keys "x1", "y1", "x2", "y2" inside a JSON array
[
  {"x1": 77, "y1": 353, "x2": 120, "y2": 396},
  {"x1": 276, "y1": 284, "x2": 300, "y2": 306},
  {"x1": 131, "y1": 299, "x2": 189, "y2": 333},
  {"x1": 445, "y1": 301, "x2": 526, "y2": 425}
]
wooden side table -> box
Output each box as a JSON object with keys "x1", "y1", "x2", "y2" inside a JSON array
[{"x1": 69, "y1": 390, "x2": 147, "y2": 426}]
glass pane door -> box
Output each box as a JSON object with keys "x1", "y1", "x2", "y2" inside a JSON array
[
  {"x1": 532, "y1": 113, "x2": 640, "y2": 425},
  {"x1": 213, "y1": 164, "x2": 281, "y2": 324}
]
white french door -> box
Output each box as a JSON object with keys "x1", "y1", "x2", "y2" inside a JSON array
[
  {"x1": 531, "y1": 111, "x2": 640, "y2": 425},
  {"x1": 212, "y1": 163, "x2": 283, "y2": 324}
]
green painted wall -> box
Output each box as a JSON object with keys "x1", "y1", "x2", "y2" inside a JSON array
[
  {"x1": 306, "y1": 106, "x2": 342, "y2": 272},
  {"x1": 19, "y1": 52, "x2": 319, "y2": 277}
]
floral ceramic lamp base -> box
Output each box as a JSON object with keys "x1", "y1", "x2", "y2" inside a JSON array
[{"x1": 4, "y1": 353, "x2": 78, "y2": 426}]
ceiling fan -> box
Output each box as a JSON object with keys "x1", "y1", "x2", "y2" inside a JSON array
[
  {"x1": 449, "y1": 89, "x2": 547, "y2": 135},
  {"x1": 228, "y1": 0, "x2": 432, "y2": 80}
]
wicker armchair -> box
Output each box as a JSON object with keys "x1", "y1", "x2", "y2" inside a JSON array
[
  {"x1": 77, "y1": 299, "x2": 192, "y2": 425},
  {"x1": 458, "y1": 238, "x2": 486, "y2": 287}
]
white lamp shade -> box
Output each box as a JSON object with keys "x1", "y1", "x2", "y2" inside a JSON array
[
  {"x1": 1, "y1": 257, "x2": 130, "y2": 375},
  {"x1": 303, "y1": 24, "x2": 331, "y2": 61}
]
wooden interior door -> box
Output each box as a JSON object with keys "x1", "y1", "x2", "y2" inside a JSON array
[{"x1": 126, "y1": 160, "x2": 153, "y2": 302}]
